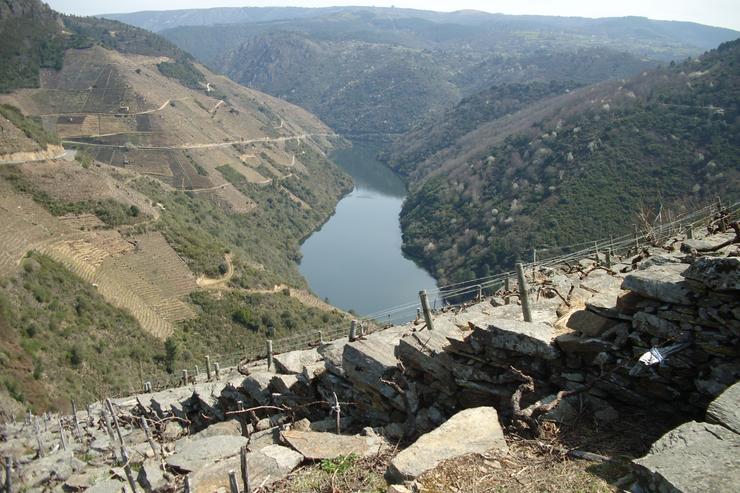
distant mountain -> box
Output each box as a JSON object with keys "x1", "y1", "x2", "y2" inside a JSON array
[
  {"x1": 131, "y1": 7, "x2": 740, "y2": 137},
  {"x1": 393, "y1": 39, "x2": 740, "y2": 285}
]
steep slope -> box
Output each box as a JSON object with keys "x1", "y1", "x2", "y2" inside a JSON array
[
  {"x1": 395, "y1": 40, "x2": 740, "y2": 285},
  {"x1": 0, "y1": 6, "x2": 351, "y2": 411}
]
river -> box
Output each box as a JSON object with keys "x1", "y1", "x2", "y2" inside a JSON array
[{"x1": 299, "y1": 141, "x2": 439, "y2": 323}]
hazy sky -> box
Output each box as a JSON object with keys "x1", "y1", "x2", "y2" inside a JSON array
[{"x1": 47, "y1": 1, "x2": 740, "y2": 31}]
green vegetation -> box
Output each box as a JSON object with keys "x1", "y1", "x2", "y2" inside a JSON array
[
  {"x1": 320, "y1": 454, "x2": 359, "y2": 474},
  {"x1": 0, "y1": 253, "x2": 168, "y2": 411},
  {"x1": 170, "y1": 290, "x2": 348, "y2": 368},
  {"x1": 157, "y1": 59, "x2": 206, "y2": 90},
  {"x1": 1, "y1": 167, "x2": 147, "y2": 227},
  {"x1": 399, "y1": 40, "x2": 740, "y2": 285},
  {"x1": 0, "y1": 104, "x2": 59, "y2": 148}
]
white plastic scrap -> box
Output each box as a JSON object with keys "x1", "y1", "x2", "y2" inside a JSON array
[{"x1": 629, "y1": 342, "x2": 690, "y2": 376}]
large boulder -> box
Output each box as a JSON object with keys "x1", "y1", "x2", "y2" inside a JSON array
[
  {"x1": 386, "y1": 407, "x2": 507, "y2": 482},
  {"x1": 706, "y1": 381, "x2": 740, "y2": 434},
  {"x1": 633, "y1": 421, "x2": 740, "y2": 492}
]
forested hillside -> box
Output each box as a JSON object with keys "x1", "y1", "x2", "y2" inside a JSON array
[
  {"x1": 116, "y1": 8, "x2": 739, "y2": 137},
  {"x1": 397, "y1": 40, "x2": 740, "y2": 285}
]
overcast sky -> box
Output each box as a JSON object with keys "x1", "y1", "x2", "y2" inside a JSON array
[{"x1": 47, "y1": 1, "x2": 740, "y2": 31}]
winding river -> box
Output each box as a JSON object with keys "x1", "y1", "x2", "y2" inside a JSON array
[{"x1": 299, "y1": 142, "x2": 439, "y2": 323}]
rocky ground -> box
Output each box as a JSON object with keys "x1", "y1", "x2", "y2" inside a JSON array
[{"x1": 1, "y1": 217, "x2": 738, "y2": 493}]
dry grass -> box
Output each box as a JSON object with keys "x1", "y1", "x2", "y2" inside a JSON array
[{"x1": 264, "y1": 408, "x2": 680, "y2": 493}]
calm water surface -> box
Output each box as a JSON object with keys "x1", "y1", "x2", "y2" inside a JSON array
[{"x1": 299, "y1": 142, "x2": 438, "y2": 322}]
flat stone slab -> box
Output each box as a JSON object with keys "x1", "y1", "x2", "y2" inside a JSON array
[
  {"x1": 274, "y1": 347, "x2": 322, "y2": 374},
  {"x1": 706, "y1": 381, "x2": 740, "y2": 434},
  {"x1": 470, "y1": 319, "x2": 560, "y2": 360},
  {"x1": 281, "y1": 430, "x2": 371, "y2": 460},
  {"x1": 622, "y1": 264, "x2": 700, "y2": 304},
  {"x1": 386, "y1": 406, "x2": 507, "y2": 482},
  {"x1": 189, "y1": 445, "x2": 302, "y2": 493},
  {"x1": 166, "y1": 435, "x2": 248, "y2": 472},
  {"x1": 634, "y1": 421, "x2": 740, "y2": 493}
]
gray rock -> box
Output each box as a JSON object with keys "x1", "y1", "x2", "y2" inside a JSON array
[
  {"x1": 194, "y1": 419, "x2": 242, "y2": 438},
  {"x1": 166, "y1": 435, "x2": 248, "y2": 472},
  {"x1": 189, "y1": 445, "x2": 302, "y2": 493},
  {"x1": 396, "y1": 321, "x2": 465, "y2": 395},
  {"x1": 682, "y1": 257, "x2": 739, "y2": 291},
  {"x1": 386, "y1": 407, "x2": 507, "y2": 482},
  {"x1": 274, "y1": 348, "x2": 322, "y2": 374},
  {"x1": 86, "y1": 479, "x2": 127, "y2": 493},
  {"x1": 622, "y1": 264, "x2": 700, "y2": 305},
  {"x1": 19, "y1": 451, "x2": 86, "y2": 488},
  {"x1": 633, "y1": 421, "x2": 740, "y2": 493},
  {"x1": 270, "y1": 374, "x2": 299, "y2": 394},
  {"x1": 706, "y1": 381, "x2": 740, "y2": 434},
  {"x1": 140, "y1": 386, "x2": 195, "y2": 418},
  {"x1": 241, "y1": 372, "x2": 274, "y2": 405},
  {"x1": 470, "y1": 319, "x2": 560, "y2": 360},
  {"x1": 342, "y1": 326, "x2": 408, "y2": 411},
  {"x1": 318, "y1": 339, "x2": 347, "y2": 377},
  {"x1": 309, "y1": 417, "x2": 352, "y2": 432},
  {"x1": 638, "y1": 254, "x2": 682, "y2": 270},
  {"x1": 565, "y1": 309, "x2": 615, "y2": 336},
  {"x1": 281, "y1": 430, "x2": 374, "y2": 460},
  {"x1": 632, "y1": 312, "x2": 686, "y2": 339},
  {"x1": 555, "y1": 333, "x2": 611, "y2": 353},
  {"x1": 137, "y1": 460, "x2": 167, "y2": 491}
]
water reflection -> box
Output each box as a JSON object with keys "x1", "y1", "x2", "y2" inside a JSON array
[{"x1": 299, "y1": 141, "x2": 439, "y2": 323}]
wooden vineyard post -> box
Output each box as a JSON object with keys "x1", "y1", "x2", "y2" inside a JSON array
[
  {"x1": 214, "y1": 363, "x2": 220, "y2": 379},
  {"x1": 240, "y1": 446, "x2": 251, "y2": 493},
  {"x1": 4, "y1": 457, "x2": 11, "y2": 493},
  {"x1": 228, "y1": 470, "x2": 239, "y2": 493},
  {"x1": 58, "y1": 417, "x2": 67, "y2": 451},
  {"x1": 205, "y1": 355, "x2": 212, "y2": 380},
  {"x1": 140, "y1": 417, "x2": 158, "y2": 459},
  {"x1": 419, "y1": 289, "x2": 434, "y2": 331},
  {"x1": 181, "y1": 369, "x2": 188, "y2": 387},
  {"x1": 266, "y1": 340, "x2": 273, "y2": 371},
  {"x1": 348, "y1": 320, "x2": 357, "y2": 341},
  {"x1": 515, "y1": 263, "x2": 533, "y2": 323},
  {"x1": 504, "y1": 277, "x2": 510, "y2": 305}
]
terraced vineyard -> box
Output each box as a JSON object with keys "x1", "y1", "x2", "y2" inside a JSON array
[{"x1": 0, "y1": 184, "x2": 72, "y2": 278}]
